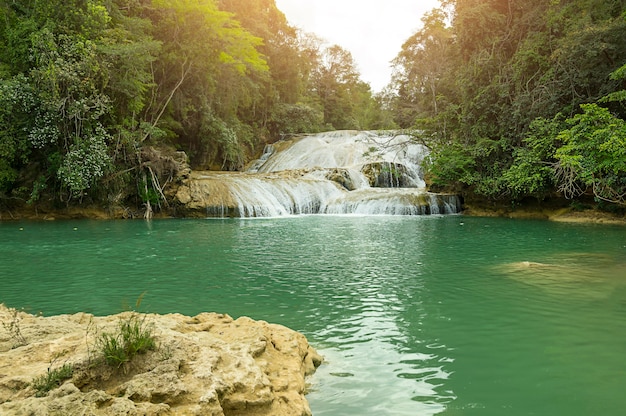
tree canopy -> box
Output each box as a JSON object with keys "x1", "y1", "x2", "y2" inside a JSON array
[
  {"x1": 390, "y1": 0, "x2": 626, "y2": 209},
  {"x1": 3, "y1": 0, "x2": 624, "y2": 214},
  {"x1": 0, "y1": 0, "x2": 388, "y2": 213}
]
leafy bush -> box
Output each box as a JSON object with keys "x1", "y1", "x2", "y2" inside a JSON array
[
  {"x1": 57, "y1": 128, "x2": 112, "y2": 198},
  {"x1": 554, "y1": 104, "x2": 626, "y2": 205},
  {"x1": 503, "y1": 116, "x2": 565, "y2": 199}
]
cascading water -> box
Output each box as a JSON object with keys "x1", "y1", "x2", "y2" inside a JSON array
[
  {"x1": 177, "y1": 131, "x2": 461, "y2": 217},
  {"x1": 245, "y1": 144, "x2": 275, "y2": 173}
]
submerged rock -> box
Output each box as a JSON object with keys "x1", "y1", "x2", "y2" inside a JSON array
[{"x1": 0, "y1": 305, "x2": 322, "y2": 416}]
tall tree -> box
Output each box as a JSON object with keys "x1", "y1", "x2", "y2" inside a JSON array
[
  {"x1": 391, "y1": 8, "x2": 453, "y2": 129},
  {"x1": 0, "y1": 0, "x2": 119, "y2": 200},
  {"x1": 310, "y1": 44, "x2": 361, "y2": 130},
  {"x1": 139, "y1": 0, "x2": 269, "y2": 169}
]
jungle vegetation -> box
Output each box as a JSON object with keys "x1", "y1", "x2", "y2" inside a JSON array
[
  {"x1": 1, "y1": 0, "x2": 625, "y2": 214},
  {"x1": 0, "y1": 0, "x2": 390, "y2": 212},
  {"x1": 389, "y1": 0, "x2": 626, "y2": 209}
]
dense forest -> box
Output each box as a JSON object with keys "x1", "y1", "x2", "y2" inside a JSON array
[
  {"x1": 389, "y1": 0, "x2": 626, "y2": 210},
  {"x1": 1, "y1": 0, "x2": 625, "y2": 215},
  {"x1": 0, "y1": 0, "x2": 390, "y2": 213}
]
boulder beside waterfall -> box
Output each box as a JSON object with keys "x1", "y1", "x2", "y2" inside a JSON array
[{"x1": 0, "y1": 304, "x2": 322, "y2": 416}]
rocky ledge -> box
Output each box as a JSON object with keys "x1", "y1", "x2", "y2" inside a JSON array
[{"x1": 0, "y1": 305, "x2": 322, "y2": 415}]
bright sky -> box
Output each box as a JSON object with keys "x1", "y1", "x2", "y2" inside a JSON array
[{"x1": 274, "y1": 0, "x2": 441, "y2": 92}]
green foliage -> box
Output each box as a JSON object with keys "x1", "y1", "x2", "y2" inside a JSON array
[
  {"x1": 503, "y1": 116, "x2": 566, "y2": 199},
  {"x1": 31, "y1": 364, "x2": 73, "y2": 397},
  {"x1": 310, "y1": 44, "x2": 363, "y2": 130},
  {"x1": 192, "y1": 112, "x2": 245, "y2": 170},
  {"x1": 390, "y1": 0, "x2": 626, "y2": 207},
  {"x1": 554, "y1": 104, "x2": 626, "y2": 204},
  {"x1": 425, "y1": 142, "x2": 476, "y2": 189},
  {"x1": 391, "y1": 8, "x2": 452, "y2": 127},
  {"x1": 0, "y1": 0, "x2": 377, "y2": 208},
  {"x1": 503, "y1": 149, "x2": 555, "y2": 199},
  {"x1": 97, "y1": 313, "x2": 156, "y2": 368},
  {"x1": 138, "y1": 179, "x2": 160, "y2": 206},
  {"x1": 0, "y1": 1, "x2": 121, "y2": 200},
  {"x1": 0, "y1": 160, "x2": 18, "y2": 193},
  {"x1": 28, "y1": 176, "x2": 48, "y2": 205},
  {"x1": 0, "y1": 75, "x2": 36, "y2": 192},
  {"x1": 97, "y1": 9, "x2": 161, "y2": 118},
  {"x1": 504, "y1": 105, "x2": 626, "y2": 205},
  {"x1": 268, "y1": 103, "x2": 324, "y2": 137},
  {"x1": 57, "y1": 130, "x2": 112, "y2": 198},
  {"x1": 600, "y1": 63, "x2": 626, "y2": 104}
]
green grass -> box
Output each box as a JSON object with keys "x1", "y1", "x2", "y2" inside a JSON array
[
  {"x1": 31, "y1": 364, "x2": 73, "y2": 397},
  {"x1": 97, "y1": 313, "x2": 156, "y2": 368}
]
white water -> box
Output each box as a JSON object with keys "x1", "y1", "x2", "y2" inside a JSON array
[
  {"x1": 254, "y1": 130, "x2": 427, "y2": 188},
  {"x1": 194, "y1": 131, "x2": 460, "y2": 217}
]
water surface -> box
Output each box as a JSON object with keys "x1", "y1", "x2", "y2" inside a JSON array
[{"x1": 1, "y1": 216, "x2": 625, "y2": 415}]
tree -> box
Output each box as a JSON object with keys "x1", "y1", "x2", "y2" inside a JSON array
[
  {"x1": 219, "y1": 0, "x2": 303, "y2": 106},
  {"x1": 391, "y1": 8, "x2": 453, "y2": 128},
  {"x1": 138, "y1": 0, "x2": 269, "y2": 169},
  {"x1": 502, "y1": 116, "x2": 565, "y2": 200},
  {"x1": 390, "y1": 0, "x2": 626, "y2": 206},
  {"x1": 310, "y1": 44, "x2": 361, "y2": 130},
  {"x1": 0, "y1": 75, "x2": 34, "y2": 193},
  {"x1": 0, "y1": 0, "x2": 118, "y2": 200},
  {"x1": 554, "y1": 104, "x2": 626, "y2": 205}
]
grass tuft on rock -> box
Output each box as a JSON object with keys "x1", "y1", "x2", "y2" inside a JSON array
[
  {"x1": 31, "y1": 364, "x2": 73, "y2": 397},
  {"x1": 97, "y1": 313, "x2": 156, "y2": 368}
]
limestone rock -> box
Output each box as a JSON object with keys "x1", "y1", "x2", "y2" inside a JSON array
[
  {"x1": 0, "y1": 305, "x2": 322, "y2": 416},
  {"x1": 361, "y1": 162, "x2": 415, "y2": 188},
  {"x1": 325, "y1": 168, "x2": 356, "y2": 191}
]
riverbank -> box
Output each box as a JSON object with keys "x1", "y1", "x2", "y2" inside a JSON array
[
  {"x1": 462, "y1": 203, "x2": 626, "y2": 225},
  {"x1": 0, "y1": 305, "x2": 322, "y2": 415},
  {"x1": 1, "y1": 202, "x2": 624, "y2": 224}
]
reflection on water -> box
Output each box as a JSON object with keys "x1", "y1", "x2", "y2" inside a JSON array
[
  {"x1": 1, "y1": 216, "x2": 626, "y2": 415},
  {"x1": 307, "y1": 281, "x2": 453, "y2": 415}
]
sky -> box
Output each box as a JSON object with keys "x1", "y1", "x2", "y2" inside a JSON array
[{"x1": 274, "y1": 0, "x2": 441, "y2": 92}]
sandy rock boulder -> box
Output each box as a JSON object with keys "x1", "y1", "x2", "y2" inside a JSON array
[{"x1": 0, "y1": 305, "x2": 322, "y2": 416}]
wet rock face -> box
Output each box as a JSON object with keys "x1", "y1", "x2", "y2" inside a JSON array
[
  {"x1": 360, "y1": 162, "x2": 414, "y2": 188},
  {"x1": 325, "y1": 168, "x2": 356, "y2": 191},
  {"x1": 0, "y1": 306, "x2": 322, "y2": 416}
]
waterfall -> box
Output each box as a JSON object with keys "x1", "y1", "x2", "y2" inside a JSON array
[
  {"x1": 246, "y1": 144, "x2": 275, "y2": 173},
  {"x1": 178, "y1": 131, "x2": 461, "y2": 217}
]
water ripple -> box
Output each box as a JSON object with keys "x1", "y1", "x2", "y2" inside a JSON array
[
  {"x1": 3, "y1": 217, "x2": 626, "y2": 415},
  {"x1": 308, "y1": 288, "x2": 454, "y2": 415}
]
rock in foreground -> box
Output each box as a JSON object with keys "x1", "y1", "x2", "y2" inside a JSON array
[{"x1": 0, "y1": 305, "x2": 322, "y2": 415}]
